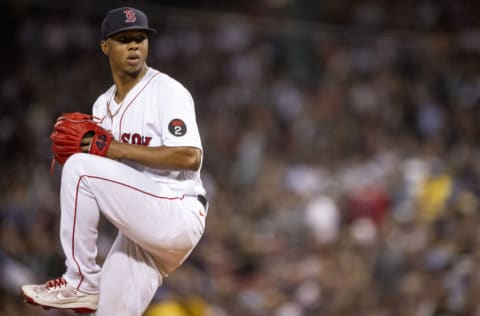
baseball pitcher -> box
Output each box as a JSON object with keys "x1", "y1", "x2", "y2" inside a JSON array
[{"x1": 21, "y1": 7, "x2": 208, "y2": 316}]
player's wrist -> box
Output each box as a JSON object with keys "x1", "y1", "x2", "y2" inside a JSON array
[{"x1": 106, "y1": 140, "x2": 124, "y2": 160}]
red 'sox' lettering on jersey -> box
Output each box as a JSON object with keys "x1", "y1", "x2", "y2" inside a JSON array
[{"x1": 121, "y1": 133, "x2": 152, "y2": 146}]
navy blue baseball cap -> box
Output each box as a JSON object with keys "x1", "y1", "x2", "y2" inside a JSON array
[{"x1": 101, "y1": 7, "x2": 156, "y2": 40}]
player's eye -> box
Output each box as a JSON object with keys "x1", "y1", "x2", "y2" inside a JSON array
[
  {"x1": 115, "y1": 35, "x2": 146, "y2": 44},
  {"x1": 134, "y1": 36, "x2": 147, "y2": 43},
  {"x1": 116, "y1": 36, "x2": 129, "y2": 43}
]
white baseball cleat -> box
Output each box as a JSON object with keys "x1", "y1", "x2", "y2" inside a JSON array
[{"x1": 21, "y1": 277, "x2": 98, "y2": 313}]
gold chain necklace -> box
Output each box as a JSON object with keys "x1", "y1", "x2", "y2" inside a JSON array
[{"x1": 107, "y1": 90, "x2": 125, "y2": 117}]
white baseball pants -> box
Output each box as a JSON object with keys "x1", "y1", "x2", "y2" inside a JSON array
[{"x1": 58, "y1": 153, "x2": 206, "y2": 316}]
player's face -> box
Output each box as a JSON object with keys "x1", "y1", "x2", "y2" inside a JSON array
[{"x1": 101, "y1": 30, "x2": 149, "y2": 77}]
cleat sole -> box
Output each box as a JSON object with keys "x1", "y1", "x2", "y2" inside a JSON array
[
  {"x1": 20, "y1": 290, "x2": 95, "y2": 314},
  {"x1": 21, "y1": 291, "x2": 37, "y2": 306}
]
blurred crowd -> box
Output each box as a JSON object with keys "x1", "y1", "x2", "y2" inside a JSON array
[{"x1": 3, "y1": 1, "x2": 480, "y2": 315}]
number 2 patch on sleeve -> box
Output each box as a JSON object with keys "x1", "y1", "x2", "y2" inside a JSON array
[{"x1": 168, "y1": 118, "x2": 187, "y2": 136}]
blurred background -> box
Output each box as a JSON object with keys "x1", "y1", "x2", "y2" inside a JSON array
[{"x1": 2, "y1": 0, "x2": 480, "y2": 315}]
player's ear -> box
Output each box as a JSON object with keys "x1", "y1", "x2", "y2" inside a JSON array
[{"x1": 100, "y1": 40, "x2": 109, "y2": 55}]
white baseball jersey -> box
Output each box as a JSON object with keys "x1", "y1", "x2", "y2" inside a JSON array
[
  {"x1": 58, "y1": 66, "x2": 207, "y2": 315},
  {"x1": 92, "y1": 66, "x2": 206, "y2": 198}
]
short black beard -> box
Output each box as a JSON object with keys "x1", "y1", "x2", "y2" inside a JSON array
[
  {"x1": 126, "y1": 64, "x2": 144, "y2": 78},
  {"x1": 122, "y1": 63, "x2": 146, "y2": 80}
]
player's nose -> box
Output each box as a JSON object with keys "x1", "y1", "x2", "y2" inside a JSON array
[{"x1": 127, "y1": 41, "x2": 139, "y2": 50}]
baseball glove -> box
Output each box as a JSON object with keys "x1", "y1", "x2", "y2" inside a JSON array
[{"x1": 50, "y1": 112, "x2": 113, "y2": 165}]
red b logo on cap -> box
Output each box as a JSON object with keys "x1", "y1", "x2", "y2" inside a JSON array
[{"x1": 124, "y1": 8, "x2": 136, "y2": 23}]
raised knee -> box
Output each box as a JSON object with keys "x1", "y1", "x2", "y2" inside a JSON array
[
  {"x1": 61, "y1": 153, "x2": 97, "y2": 179},
  {"x1": 63, "y1": 152, "x2": 86, "y2": 169}
]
